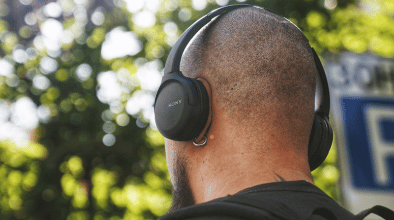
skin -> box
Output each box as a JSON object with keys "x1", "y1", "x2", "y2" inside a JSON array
[{"x1": 164, "y1": 7, "x2": 316, "y2": 213}]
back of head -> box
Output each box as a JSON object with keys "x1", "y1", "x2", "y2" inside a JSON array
[{"x1": 181, "y1": 6, "x2": 317, "y2": 153}]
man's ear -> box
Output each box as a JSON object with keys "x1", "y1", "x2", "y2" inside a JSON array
[{"x1": 193, "y1": 78, "x2": 212, "y2": 145}]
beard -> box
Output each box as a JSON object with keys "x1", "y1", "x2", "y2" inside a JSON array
[{"x1": 168, "y1": 156, "x2": 196, "y2": 213}]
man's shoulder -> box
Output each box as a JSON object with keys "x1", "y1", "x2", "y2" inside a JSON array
[
  {"x1": 159, "y1": 196, "x2": 279, "y2": 220},
  {"x1": 175, "y1": 216, "x2": 247, "y2": 220},
  {"x1": 160, "y1": 181, "x2": 353, "y2": 220}
]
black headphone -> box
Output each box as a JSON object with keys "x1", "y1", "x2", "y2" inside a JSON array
[{"x1": 154, "y1": 4, "x2": 333, "y2": 171}]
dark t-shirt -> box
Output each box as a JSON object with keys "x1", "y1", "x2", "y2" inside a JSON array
[{"x1": 160, "y1": 181, "x2": 355, "y2": 220}]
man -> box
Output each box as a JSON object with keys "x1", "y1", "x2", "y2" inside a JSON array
[{"x1": 157, "y1": 5, "x2": 354, "y2": 220}]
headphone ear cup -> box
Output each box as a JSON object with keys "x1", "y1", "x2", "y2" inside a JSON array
[
  {"x1": 154, "y1": 74, "x2": 210, "y2": 141},
  {"x1": 308, "y1": 114, "x2": 333, "y2": 171}
]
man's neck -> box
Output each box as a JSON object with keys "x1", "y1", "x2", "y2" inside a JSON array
[
  {"x1": 183, "y1": 110, "x2": 314, "y2": 205},
  {"x1": 186, "y1": 144, "x2": 313, "y2": 204}
]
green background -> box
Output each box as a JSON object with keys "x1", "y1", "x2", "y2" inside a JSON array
[{"x1": 1, "y1": 0, "x2": 393, "y2": 219}]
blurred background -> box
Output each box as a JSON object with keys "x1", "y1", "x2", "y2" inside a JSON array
[{"x1": 0, "y1": 0, "x2": 393, "y2": 219}]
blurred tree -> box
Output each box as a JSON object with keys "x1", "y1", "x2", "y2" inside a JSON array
[{"x1": 1, "y1": 0, "x2": 393, "y2": 219}]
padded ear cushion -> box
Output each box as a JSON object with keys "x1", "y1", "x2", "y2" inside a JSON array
[
  {"x1": 308, "y1": 114, "x2": 333, "y2": 171},
  {"x1": 189, "y1": 79, "x2": 210, "y2": 139}
]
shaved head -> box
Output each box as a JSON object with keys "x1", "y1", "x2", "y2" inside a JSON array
[
  {"x1": 180, "y1": 6, "x2": 317, "y2": 151},
  {"x1": 167, "y1": 6, "x2": 318, "y2": 211},
  {"x1": 183, "y1": 7, "x2": 315, "y2": 121}
]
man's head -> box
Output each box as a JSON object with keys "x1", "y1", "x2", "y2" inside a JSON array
[{"x1": 164, "y1": 6, "x2": 318, "y2": 212}]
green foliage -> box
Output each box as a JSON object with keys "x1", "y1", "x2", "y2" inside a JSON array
[
  {"x1": 0, "y1": 0, "x2": 393, "y2": 219},
  {"x1": 0, "y1": 140, "x2": 47, "y2": 218}
]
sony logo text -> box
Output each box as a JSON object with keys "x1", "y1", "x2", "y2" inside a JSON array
[{"x1": 168, "y1": 100, "x2": 182, "y2": 107}]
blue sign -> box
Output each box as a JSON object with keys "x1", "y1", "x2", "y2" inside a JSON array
[{"x1": 341, "y1": 97, "x2": 394, "y2": 190}]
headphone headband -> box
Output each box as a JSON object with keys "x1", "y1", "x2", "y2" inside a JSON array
[
  {"x1": 311, "y1": 48, "x2": 330, "y2": 117},
  {"x1": 164, "y1": 4, "x2": 250, "y2": 74}
]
